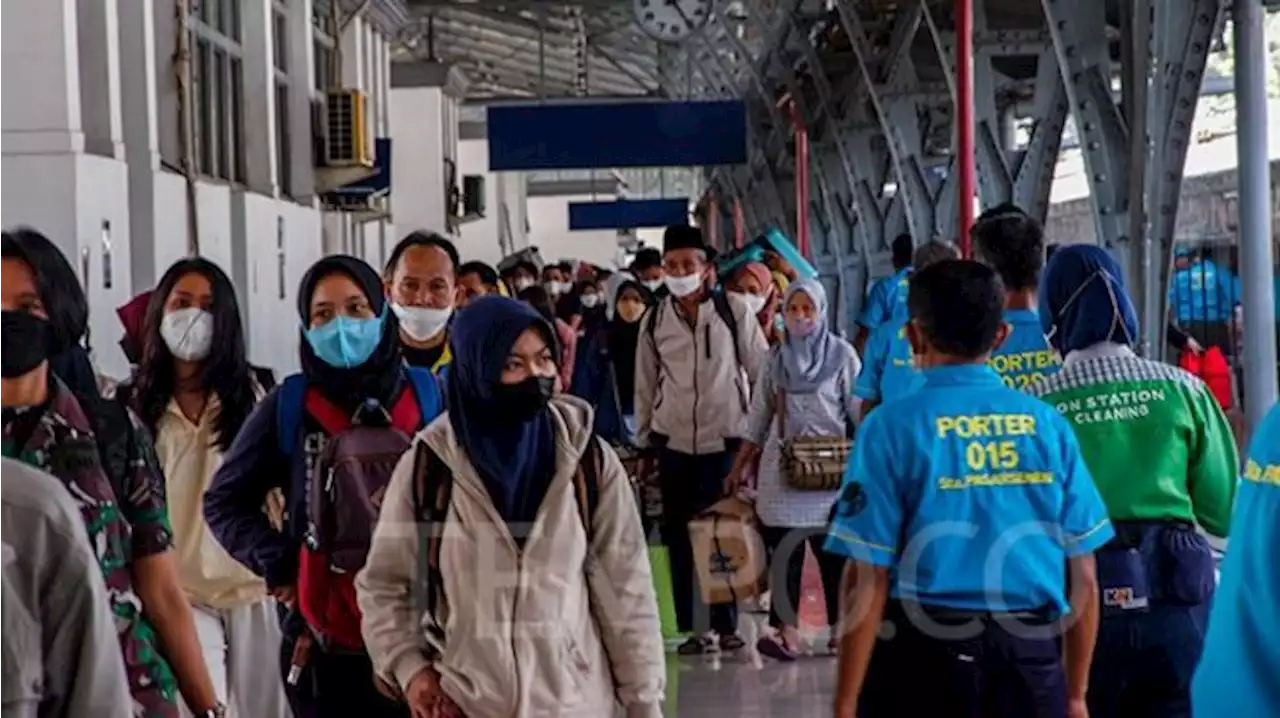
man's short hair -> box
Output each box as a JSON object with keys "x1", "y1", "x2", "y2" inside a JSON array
[
  {"x1": 458, "y1": 261, "x2": 499, "y2": 287},
  {"x1": 385, "y1": 231, "x2": 459, "y2": 276},
  {"x1": 631, "y1": 248, "x2": 662, "y2": 271},
  {"x1": 970, "y1": 203, "x2": 1043, "y2": 291},
  {"x1": 891, "y1": 234, "x2": 914, "y2": 269},
  {"x1": 908, "y1": 260, "x2": 1005, "y2": 359},
  {"x1": 913, "y1": 240, "x2": 961, "y2": 271}
]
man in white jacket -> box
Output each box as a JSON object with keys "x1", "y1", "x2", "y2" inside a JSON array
[{"x1": 634, "y1": 225, "x2": 770, "y2": 655}]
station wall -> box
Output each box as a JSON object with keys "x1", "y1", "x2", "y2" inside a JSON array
[{"x1": 2, "y1": 0, "x2": 397, "y2": 379}]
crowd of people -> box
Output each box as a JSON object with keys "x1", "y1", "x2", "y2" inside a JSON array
[{"x1": 0, "y1": 207, "x2": 1276, "y2": 718}]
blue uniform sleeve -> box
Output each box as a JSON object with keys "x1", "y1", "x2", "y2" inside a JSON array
[
  {"x1": 854, "y1": 327, "x2": 888, "y2": 401},
  {"x1": 1054, "y1": 416, "x2": 1115, "y2": 557},
  {"x1": 825, "y1": 413, "x2": 903, "y2": 567},
  {"x1": 856, "y1": 279, "x2": 888, "y2": 330}
]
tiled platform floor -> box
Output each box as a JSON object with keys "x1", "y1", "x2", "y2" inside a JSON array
[{"x1": 662, "y1": 651, "x2": 837, "y2": 717}]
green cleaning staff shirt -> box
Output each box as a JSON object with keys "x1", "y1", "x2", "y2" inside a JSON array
[
  {"x1": 1029, "y1": 344, "x2": 1238, "y2": 536},
  {"x1": 1192, "y1": 401, "x2": 1280, "y2": 716},
  {"x1": 826, "y1": 364, "x2": 1114, "y2": 613}
]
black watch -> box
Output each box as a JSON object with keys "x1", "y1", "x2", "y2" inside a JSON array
[{"x1": 197, "y1": 705, "x2": 227, "y2": 718}]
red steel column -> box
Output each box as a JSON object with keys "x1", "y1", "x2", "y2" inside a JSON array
[
  {"x1": 789, "y1": 100, "x2": 810, "y2": 259},
  {"x1": 956, "y1": 0, "x2": 976, "y2": 256}
]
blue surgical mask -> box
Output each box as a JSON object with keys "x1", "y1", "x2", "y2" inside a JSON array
[{"x1": 304, "y1": 312, "x2": 385, "y2": 368}]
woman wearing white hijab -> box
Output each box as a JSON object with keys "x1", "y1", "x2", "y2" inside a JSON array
[{"x1": 725, "y1": 278, "x2": 861, "y2": 660}]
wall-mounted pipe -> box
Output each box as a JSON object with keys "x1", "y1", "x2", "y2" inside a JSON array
[
  {"x1": 331, "y1": 0, "x2": 374, "y2": 86},
  {"x1": 175, "y1": 0, "x2": 200, "y2": 255},
  {"x1": 956, "y1": 0, "x2": 976, "y2": 255}
]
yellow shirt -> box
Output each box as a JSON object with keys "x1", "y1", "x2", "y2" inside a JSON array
[{"x1": 153, "y1": 395, "x2": 268, "y2": 610}]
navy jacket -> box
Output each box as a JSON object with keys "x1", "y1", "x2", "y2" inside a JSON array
[
  {"x1": 569, "y1": 330, "x2": 629, "y2": 446},
  {"x1": 203, "y1": 375, "x2": 442, "y2": 589}
]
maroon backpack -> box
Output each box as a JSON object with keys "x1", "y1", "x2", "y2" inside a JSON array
[{"x1": 295, "y1": 386, "x2": 424, "y2": 649}]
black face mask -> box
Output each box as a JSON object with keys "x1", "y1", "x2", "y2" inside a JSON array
[
  {"x1": 494, "y1": 375, "x2": 555, "y2": 421},
  {"x1": 1, "y1": 311, "x2": 53, "y2": 379}
]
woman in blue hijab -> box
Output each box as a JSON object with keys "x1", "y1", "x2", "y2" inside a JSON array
[
  {"x1": 357, "y1": 295, "x2": 666, "y2": 718},
  {"x1": 726, "y1": 278, "x2": 861, "y2": 660},
  {"x1": 1038, "y1": 244, "x2": 1138, "y2": 356},
  {"x1": 1032, "y1": 244, "x2": 1238, "y2": 717}
]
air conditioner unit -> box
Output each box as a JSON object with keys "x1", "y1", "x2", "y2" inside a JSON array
[{"x1": 322, "y1": 89, "x2": 372, "y2": 168}]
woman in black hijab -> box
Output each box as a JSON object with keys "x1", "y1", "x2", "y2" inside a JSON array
[
  {"x1": 294, "y1": 255, "x2": 404, "y2": 411},
  {"x1": 206, "y1": 255, "x2": 444, "y2": 718},
  {"x1": 569, "y1": 278, "x2": 654, "y2": 446}
]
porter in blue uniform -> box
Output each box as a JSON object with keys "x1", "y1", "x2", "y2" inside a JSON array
[
  {"x1": 854, "y1": 241, "x2": 959, "y2": 410},
  {"x1": 1192, "y1": 400, "x2": 1280, "y2": 717},
  {"x1": 853, "y1": 234, "x2": 913, "y2": 352},
  {"x1": 827, "y1": 260, "x2": 1112, "y2": 718},
  {"x1": 971, "y1": 203, "x2": 1062, "y2": 389}
]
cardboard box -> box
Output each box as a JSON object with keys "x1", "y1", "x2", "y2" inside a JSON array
[{"x1": 689, "y1": 497, "x2": 767, "y2": 605}]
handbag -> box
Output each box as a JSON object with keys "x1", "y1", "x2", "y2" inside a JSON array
[{"x1": 776, "y1": 387, "x2": 851, "y2": 491}]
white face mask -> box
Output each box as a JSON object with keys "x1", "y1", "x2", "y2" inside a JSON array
[
  {"x1": 665, "y1": 272, "x2": 703, "y2": 298},
  {"x1": 580, "y1": 294, "x2": 601, "y2": 309},
  {"x1": 513, "y1": 277, "x2": 535, "y2": 292},
  {"x1": 161, "y1": 307, "x2": 215, "y2": 362},
  {"x1": 642, "y1": 279, "x2": 664, "y2": 292},
  {"x1": 731, "y1": 291, "x2": 766, "y2": 315},
  {"x1": 391, "y1": 303, "x2": 452, "y2": 342}
]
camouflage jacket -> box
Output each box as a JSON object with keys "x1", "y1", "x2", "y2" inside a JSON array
[{"x1": 1, "y1": 380, "x2": 179, "y2": 718}]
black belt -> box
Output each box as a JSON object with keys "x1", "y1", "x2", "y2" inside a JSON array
[{"x1": 894, "y1": 600, "x2": 1058, "y2": 626}]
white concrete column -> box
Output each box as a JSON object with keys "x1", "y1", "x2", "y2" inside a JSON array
[
  {"x1": 76, "y1": 0, "x2": 124, "y2": 158},
  {"x1": 1, "y1": 0, "x2": 85, "y2": 155},
  {"x1": 389, "y1": 61, "x2": 468, "y2": 235},
  {"x1": 390, "y1": 85, "x2": 444, "y2": 232},
  {"x1": 285, "y1": 0, "x2": 316, "y2": 200},
  {"x1": 118, "y1": 0, "x2": 162, "y2": 288},
  {"x1": 241, "y1": 0, "x2": 278, "y2": 196}
]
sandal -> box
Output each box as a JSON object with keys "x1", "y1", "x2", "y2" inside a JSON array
[
  {"x1": 719, "y1": 633, "x2": 746, "y2": 652},
  {"x1": 676, "y1": 634, "x2": 720, "y2": 656},
  {"x1": 756, "y1": 634, "x2": 798, "y2": 661}
]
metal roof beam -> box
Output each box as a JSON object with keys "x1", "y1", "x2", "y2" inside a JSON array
[{"x1": 428, "y1": 28, "x2": 644, "y2": 91}]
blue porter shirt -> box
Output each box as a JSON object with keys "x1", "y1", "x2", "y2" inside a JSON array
[
  {"x1": 856, "y1": 267, "x2": 911, "y2": 331},
  {"x1": 1192, "y1": 402, "x2": 1280, "y2": 716},
  {"x1": 826, "y1": 364, "x2": 1114, "y2": 613},
  {"x1": 990, "y1": 308, "x2": 1061, "y2": 391},
  {"x1": 854, "y1": 319, "x2": 917, "y2": 404}
]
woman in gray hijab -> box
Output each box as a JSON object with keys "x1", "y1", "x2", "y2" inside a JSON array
[{"x1": 725, "y1": 278, "x2": 861, "y2": 661}]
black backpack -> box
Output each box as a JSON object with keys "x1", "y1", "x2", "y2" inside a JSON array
[
  {"x1": 645, "y1": 290, "x2": 742, "y2": 369},
  {"x1": 411, "y1": 437, "x2": 604, "y2": 645}
]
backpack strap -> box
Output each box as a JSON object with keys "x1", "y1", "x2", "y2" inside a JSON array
[
  {"x1": 275, "y1": 374, "x2": 309, "y2": 456},
  {"x1": 411, "y1": 441, "x2": 454, "y2": 642},
  {"x1": 711, "y1": 290, "x2": 743, "y2": 370},
  {"x1": 402, "y1": 366, "x2": 444, "y2": 428},
  {"x1": 572, "y1": 437, "x2": 603, "y2": 539},
  {"x1": 80, "y1": 392, "x2": 135, "y2": 502}
]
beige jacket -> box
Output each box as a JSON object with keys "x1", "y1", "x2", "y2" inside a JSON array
[
  {"x1": 356, "y1": 395, "x2": 665, "y2": 718},
  {"x1": 634, "y1": 292, "x2": 770, "y2": 454}
]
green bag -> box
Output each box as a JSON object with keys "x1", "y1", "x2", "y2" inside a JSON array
[{"x1": 648, "y1": 545, "x2": 682, "y2": 640}]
